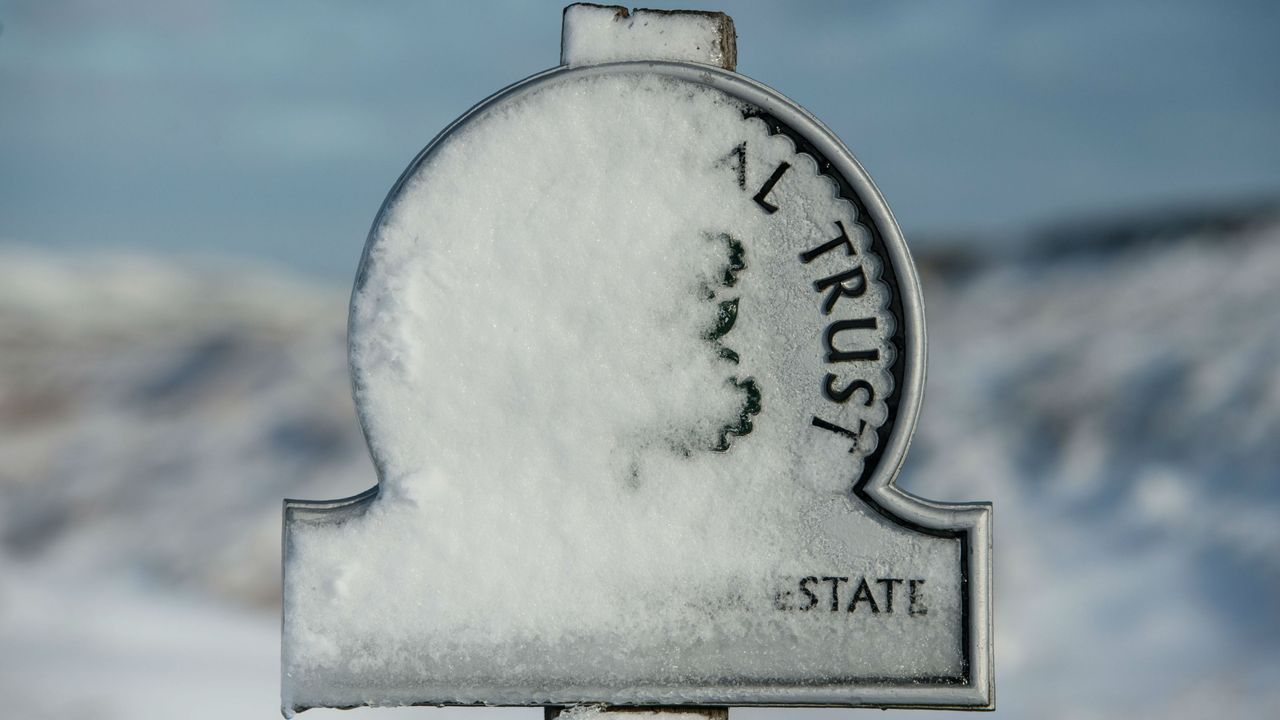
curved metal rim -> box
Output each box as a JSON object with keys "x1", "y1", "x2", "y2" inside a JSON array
[{"x1": 288, "y1": 60, "x2": 992, "y2": 710}]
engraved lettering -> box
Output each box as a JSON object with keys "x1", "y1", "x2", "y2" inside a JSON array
[
  {"x1": 776, "y1": 575, "x2": 927, "y2": 618},
  {"x1": 799, "y1": 220, "x2": 855, "y2": 263},
  {"x1": 823, "y1": 375, "x2": 874, "y2": 405},
  {"x1": 824, "y1": 318, "x2": 879, "y2": 363},
  {"x1": 811, "y1": 416, "x2": 861, "y2": 450},
  {"x1": 908, "y1": 579, "x2": 928, "y2": 616},
  {"x1": 876, "y1": 578, "x2": 903, "y2": 614},
  {"x1": 753, "y1": 161, "x2": 791, "y2": 214},
  {"x1": 821, "y1": 576, "x2": 849, "y2": 611},
  {"x1": 848, "y1": 577, "x2": 881, "y2": 613},
  {"x1": 798, "y1": 576, "x2": 820, "y2": 611},
  {"x1": 730, "y1": 142, "x2": 746, "y2": 190},
  {"x1": 813, "y1": 265, "x2": 868, "y2": 315}
]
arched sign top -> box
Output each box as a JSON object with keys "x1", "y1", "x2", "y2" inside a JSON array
[{"x1": 351, "y1": 62, "x2": 925, "y2": 502}]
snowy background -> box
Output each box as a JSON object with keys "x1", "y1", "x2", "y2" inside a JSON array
[{"x1": 2, "y1": 1, "x2": 1279, "y2": 719}]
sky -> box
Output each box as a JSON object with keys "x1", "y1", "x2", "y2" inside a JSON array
[{"x1": 1, "y1": 0, "x2": 1278, "y2": 277}]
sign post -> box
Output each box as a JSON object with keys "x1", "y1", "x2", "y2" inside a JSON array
[{"x1": 283, "y1": 5, "x2": 992, "y2": 716}]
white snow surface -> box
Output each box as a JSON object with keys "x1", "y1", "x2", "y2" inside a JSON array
[
  {"x1": 287, "y1": 72, "x2": 946, "y2": 708},
  {"x1": 561, "y1": 5, "x2": 733, "y2": 69},
  {"x1": 2, "y1": 217, "x2": 1279, "y2": 717}
]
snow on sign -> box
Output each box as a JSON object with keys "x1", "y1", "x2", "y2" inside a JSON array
[{"x1": 282, "y1": 4, "x2": 992, "y2": 715}]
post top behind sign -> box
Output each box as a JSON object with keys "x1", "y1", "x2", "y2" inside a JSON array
[{"x1": 561, "y1": 3, "x2": 737, "y2": 70}]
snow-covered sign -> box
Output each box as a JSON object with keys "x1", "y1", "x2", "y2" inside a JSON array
[{"x1": 282, "y1": 4, "x2": 992, "y2": 715}]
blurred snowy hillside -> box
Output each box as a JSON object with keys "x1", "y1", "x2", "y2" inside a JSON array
[
  {"x1": 4, "y1": 1, "x2": 1278, "y2": 717},
  {"x1": 1, "y1": 204, "x2": 1279, "y2": 718}
]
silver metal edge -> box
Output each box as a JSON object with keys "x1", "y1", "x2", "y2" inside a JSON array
[{"x1": 283, "y1": 60, "x2": 993, "y2": 712}]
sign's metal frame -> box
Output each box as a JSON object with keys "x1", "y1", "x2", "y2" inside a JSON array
[{"x1": 285, "y1": 60, "x2": 993, "y2": 712}]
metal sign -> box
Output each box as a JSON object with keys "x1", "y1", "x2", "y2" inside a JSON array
[{"x1": 283, "y1": 5, "x2": 991, "y2": 715}]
